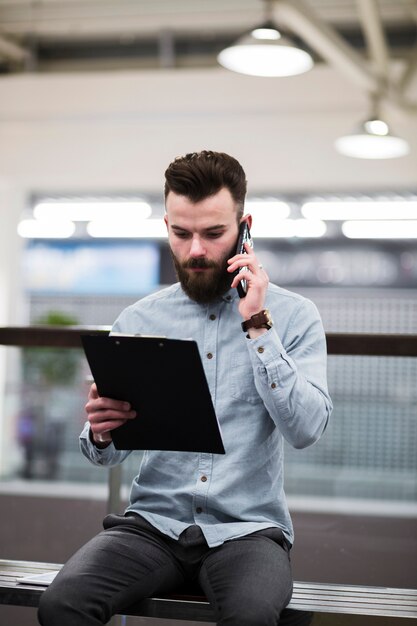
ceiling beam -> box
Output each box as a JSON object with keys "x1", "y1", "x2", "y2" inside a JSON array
[
  {"x1": 398, "y1": 53, "x2": 417, "y2": 98},
  {"x1": 396, "y1": 6, "x2": 417, "y2": 100},
  {"x1": 356, "y1": 0, "x2": 390, "y2": 86},
  {"x1": 274, "y1": 0, "x2": 417, "y2": 114},
  {"x1": 274, "y1": 0, "x2": 378, "y2": 91},
  {"x1": 0, "y1": 35, "x2": 27, "y2": 62}
]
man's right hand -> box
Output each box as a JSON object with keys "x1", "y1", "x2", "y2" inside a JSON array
[{"x1": 85, "y1": 383, "x2": 137, "y2": 448}]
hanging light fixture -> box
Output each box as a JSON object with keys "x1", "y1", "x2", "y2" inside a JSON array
[
  {"x1": 217, "y1": 0, "x2": 313, "y2": 77},
  {"x1": 335, "y1": 97, "x2": 410, "y2": 159}
]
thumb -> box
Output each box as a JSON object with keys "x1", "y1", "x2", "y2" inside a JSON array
[{"x1": 89, "y1": 382, "x2": 99, "y2": 399}]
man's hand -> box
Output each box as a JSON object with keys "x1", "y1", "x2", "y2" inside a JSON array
[
  {"x1": 228, "y1": 243, "x2": 269, "y2": 322},
  {"x1": 85, "y1": 383, "x2": 137, "y2": 448}
]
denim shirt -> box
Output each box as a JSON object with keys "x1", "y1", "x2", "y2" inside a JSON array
[{"x1": 80, "y1": 282, "x2": 332, "y2": 547}]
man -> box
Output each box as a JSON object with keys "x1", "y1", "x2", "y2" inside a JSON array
[{"x1": 38, "y1": 150, "x2": 332, "y2": 626}]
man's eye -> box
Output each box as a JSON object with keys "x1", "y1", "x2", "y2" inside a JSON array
[
  {"x1": 174, "y1": 231, "x2": 189, "y2": 239},
  {"x1": 207, "y1": 232, "x2": 223, "y2": 239}
]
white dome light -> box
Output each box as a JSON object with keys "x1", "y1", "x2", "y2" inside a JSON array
[
  {"x1": 218, "y1": 25, "x2": 313, "y2": 77},
  {"x1": 335, "y1": 117, "x2": 409, "y2": 159}
]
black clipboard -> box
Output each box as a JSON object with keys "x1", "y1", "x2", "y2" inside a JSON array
[{"x1": 81, "y1": 334, "x2": 225, "y2": 454}]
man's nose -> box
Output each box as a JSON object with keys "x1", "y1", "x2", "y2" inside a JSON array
[{"x1": 189, "y1": 235, "x2": 206, "y2": 258}]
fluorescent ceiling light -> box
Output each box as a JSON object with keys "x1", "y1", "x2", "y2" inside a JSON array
[
  {"x1": 246, "y1": 200, "x2": 290, "y2": 237},
  {"x1": 246, "y1": 199, "x2": 290, "y2": 218},
  {"x1": 335, "y1": 116, "x2": 409, "y2": 159},
  {"x1": 87, "y1": 218, "x2": 167, "y2": 239},
  {"x1": 217, "y1": 24, "x2": 313, "y2": 77},
  {"x1": 34, "y1": 201, "x2": 152, "y2": 222},
  {"x1": 17, "y1": 219, "x2": 75, "y2": 239},
  {"x1": 302, "y1": 200, "x2": 417, "y2": 221},
  {"x1": 252, "y1": 219, "x2": 326, "y2": 238},
  {"x1": 294, "y1": 219, "x2": 327, "y2": 238},
  {"x1": 342, "y1": 220, "x2": 417, "y2": 239}
]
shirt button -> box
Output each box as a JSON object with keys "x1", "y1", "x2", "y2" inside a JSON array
[
  {"x1": 209, "y1": 314, "x2": 216, "y2": 321},
  {"x1": 271, "y1": 382, "x2": 277, "y2": 389},
  {"x1": 207, "y1": 352, "x2": 213, "y2": 359},
  {"x1": 257, "y1": 346, "x2": 265, "y2": 354},
  {"x1": 196, "y1": 507, "x2": 203, "y2": 514},
  {"x1": 201, "y1": 475, "x2": 207, "y2": 482}
]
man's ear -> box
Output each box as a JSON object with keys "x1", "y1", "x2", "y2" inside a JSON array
[{"x1": 241, "y1": 214, "x2": 252, "y2": 230}]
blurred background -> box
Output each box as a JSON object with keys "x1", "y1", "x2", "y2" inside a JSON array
[{"x1": 0, "y1": 1, "x2": 416, "y2": 624}]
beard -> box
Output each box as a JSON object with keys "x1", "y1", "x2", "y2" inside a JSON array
[{"x1": 171, "y1": 242, "x2": 236, "y2": 304}]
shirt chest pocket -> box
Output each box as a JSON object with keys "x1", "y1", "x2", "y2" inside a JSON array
[{"x1": 229, "y1": 354, "x2": 264, "y2": 405}]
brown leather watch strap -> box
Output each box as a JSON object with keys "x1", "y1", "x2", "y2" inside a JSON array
[{"x1": 241, "y1": 309, "x2": 273, "y2": 332}]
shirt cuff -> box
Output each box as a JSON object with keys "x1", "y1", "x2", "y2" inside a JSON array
[{"x1": 80, "y1": 422, "x2": 116, "y2": 462}]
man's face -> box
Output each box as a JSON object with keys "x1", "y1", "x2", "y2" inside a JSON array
[{"x1": 164, "y1": 188, "x2": 242, "y2": 304}]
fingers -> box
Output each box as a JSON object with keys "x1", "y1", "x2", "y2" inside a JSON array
[
  {"x1": 86, "y1": 383, "x2": 136, "y2": 444},
  {"x1": 227, "y1": 250, "x2": 268, "y2": 290},
  {"x1": 228, "y1": 244, "x2": 265, "y2": 275},
  {"x1": 227, "y1": 246, "x2": 269, "y2": 318},
  {"x1": 229, "y1": 269, "x2": 267, "y2": 293},
  {"x1": 88, "y1": 382, "x2": 99, "y2": 399}
]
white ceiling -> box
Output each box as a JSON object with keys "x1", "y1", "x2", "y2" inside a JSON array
[
  {"x1": 0, "y1": 0, "x2": 416, "y2": 39},
  {"x1": 0, "y1": 1, "x2": 415, "y2": 51},
  {"x1": 0, "y1": 1, "x2": 416, "y2": 113},
  {"x1": 0, "y1": 1, "x2": 416, "y2": 194}
]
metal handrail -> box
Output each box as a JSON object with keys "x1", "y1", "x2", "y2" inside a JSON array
[
  {"x1": 0, "y1": 326, "x2": 111, "y2": 348},
  {"x1": 1, "y1": 325, "x2": 417, "y2": 356}
]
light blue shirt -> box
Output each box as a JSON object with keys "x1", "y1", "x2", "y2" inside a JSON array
[{"x1": 80, "y1": 283, "x2": 332, "y2": 547}]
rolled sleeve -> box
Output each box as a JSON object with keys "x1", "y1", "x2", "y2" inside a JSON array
[
  {"x1": 79, "y1": 422, "x2": 131, "y2": 466},
  {"x1": 246, "y1": 300, "x2": 332, "y2": 448}
]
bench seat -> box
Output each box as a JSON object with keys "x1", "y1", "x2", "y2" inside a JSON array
[{"x1": 1, "y1": 559, "x2": 417, "y2": 621}]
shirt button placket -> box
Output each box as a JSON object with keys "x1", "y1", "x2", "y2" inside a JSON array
[
  {"x1": 193, "y1": 307, "x2": 218, "y2": 522},
  {"x1": 194, "y1": 453, "x2": 212, "y2": 521},
  {"x1": 204, "y1": 307, "x2": 218, "y2": 401}
]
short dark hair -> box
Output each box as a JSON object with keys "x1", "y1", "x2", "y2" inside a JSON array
[{"x1": 164, "y1": 150, "x2": 247, "y2": 219}]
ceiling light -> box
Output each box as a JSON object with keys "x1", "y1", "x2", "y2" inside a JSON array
[
  {"x1": 293, "y1": 219, "x2": 326, "y2": 238},
  {"x1": 217, "y1": 16, "x2": 313, "y2": 77},
  {"x1": 17, "y1": 219, "x2": 75, "y2": 239},
  {"x1": 302, "y1": 200, "x2": 417, "y2": 220},
  {"x1": 335, "y1": 115, "x2": 409, "y2": 159},
  {"x1": 246, "y1": 199, "x2": 290, "y2": 217},
  {"x1": 245, "y1": 199, "x2": 290, "y2": 237},
  {"x1": 252, "y1": 218, "x2": 326, "y2": 238},
  {"x1": 342, "y1": 220, "x2": 417, "y2": 239},
  {"x1": 34, "y1": 200, "x2": 152, "y2": 222},
  {"x1": 87, "y1": 218, "x2": 167, "y2": 239}
]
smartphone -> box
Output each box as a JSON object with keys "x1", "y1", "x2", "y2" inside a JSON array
[{"x1": 234, "y1": 221, "x2": 253, "y2": 298}]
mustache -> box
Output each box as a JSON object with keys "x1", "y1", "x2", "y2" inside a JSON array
[{"x1": 183, "y1": 258, "x2": 217, "y2": 269}]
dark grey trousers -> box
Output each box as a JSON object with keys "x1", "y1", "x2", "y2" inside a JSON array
[{"x1": 38, "y1": 513, "x2": 311, "y2": 626}]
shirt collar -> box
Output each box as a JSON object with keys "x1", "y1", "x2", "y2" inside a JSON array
[{"x1": 222, "y1": 288, "x2": 238, "y2": 303}]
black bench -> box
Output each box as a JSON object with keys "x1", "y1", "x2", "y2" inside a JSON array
[{"x1": 1, "y1": 559, "x2": 416, "y2": 622}]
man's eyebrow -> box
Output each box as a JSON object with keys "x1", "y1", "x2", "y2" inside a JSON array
[
  {"x1": 171, "y1": 224, "x2": 189, "y2": 232},
  {"x1": 170, "y1": 224, "x2": 227, "y2": 233},
  {"x1": 204, "y1": 224, "x2": 227, "y2": 232}
]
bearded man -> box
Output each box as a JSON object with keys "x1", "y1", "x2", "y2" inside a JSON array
[{"x1": 38, "y1": 150, "x2": 332, "y2": 626}]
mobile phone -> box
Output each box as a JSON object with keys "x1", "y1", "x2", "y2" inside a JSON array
[{"x1": 234, "y1": 221, "x2": 253, "y2": 298}]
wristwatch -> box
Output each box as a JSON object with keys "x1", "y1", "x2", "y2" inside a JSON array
[{"x1": 241, "y1": 309, "x2": 273, "y2": 333}]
